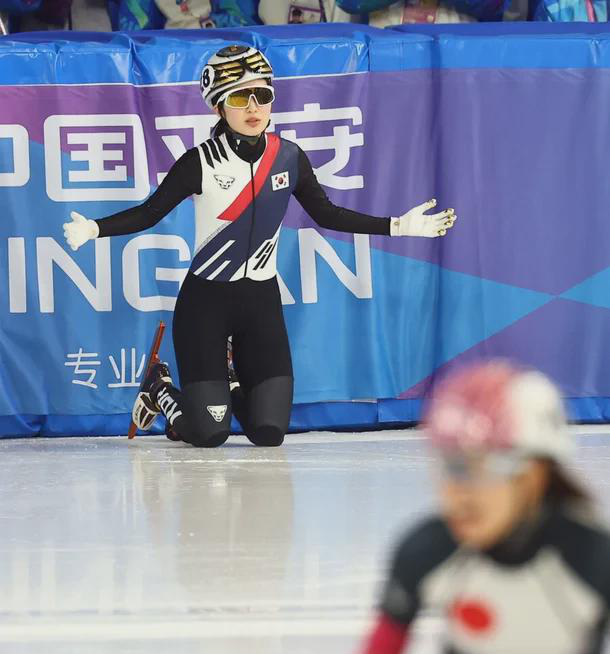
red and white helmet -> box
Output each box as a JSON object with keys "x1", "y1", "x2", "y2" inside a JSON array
[
  {"x1": 424, "y1": 360, "x2": 572, "y2": 465},
  {"x1": 200, "y1": 44, "x2": 273, "y2": 110}
]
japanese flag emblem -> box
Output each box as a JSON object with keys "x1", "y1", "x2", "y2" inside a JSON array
[
  {"x1": 271, "y1": 171, "x2": 289, "y2": 191},
  {"x1": 207, "y1": 405, "x2": 227, "y2": 422}
]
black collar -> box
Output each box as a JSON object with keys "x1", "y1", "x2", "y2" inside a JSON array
[
  {"x1": 482, "y1": 502, "x2": 555, "y2": 566},
  {"x1": 216, "y1": 120, "x2": 266, "y2": 164}
]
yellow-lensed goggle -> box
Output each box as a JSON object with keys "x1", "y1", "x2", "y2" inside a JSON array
[{"x1": 219, "y1": 86, "x2": 275, "y2": 109}]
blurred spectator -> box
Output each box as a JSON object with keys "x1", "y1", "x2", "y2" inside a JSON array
[
  {"x1": 4, "y1": 0, "x2": 65, "y2": 30},
  {"x1": 156, "y1": 0, "x2": 260, "y2": 28},
  {"x1": 502, "y1": 0, "x2": 528, "y2": 20},
  {"x1": 107, "y1": 0, "x2": 164, "y2": 29},
  {"x1": 0, "y1": 0, "x2": 39, "y2": 14},
  {"x1": 337, "y1": 0, "x2": 508, "y2": 21},
  {"x1": 367, "y1": 0, "x2": 476, "y2": 24},
  {"x1": 531, "y1": 0, "x2": 607, "y2": 20},
  {"x1": 259, "y1": 0, "x2": 357, "y2": 23},
  {"x1": 36, "y1": 0, "x2": 72, "y2": 24},
  {"x1": 0, "y1": 0, "x2": 41, "y2": 34}
]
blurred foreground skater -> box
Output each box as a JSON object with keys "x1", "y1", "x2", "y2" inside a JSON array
[{"x1": 363, "y1": 360, "x2": 610, "y2": 653}]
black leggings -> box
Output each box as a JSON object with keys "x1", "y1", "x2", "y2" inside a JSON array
[{"x1": 167, "y1": 272, "x2": 293, "y2": 447}]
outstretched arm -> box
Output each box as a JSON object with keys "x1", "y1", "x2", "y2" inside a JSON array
[
  {"x1": 64, "y1": 148, "x2": 202, "y2": 250},
  {"x1": 292, "y1": 147, "x2": 391, "y2": 235},
  {"x1": 292, "y1": 147, "x2": 456, "y2": 239}
]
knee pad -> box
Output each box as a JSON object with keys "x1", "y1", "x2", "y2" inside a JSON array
[
  {"x1": 248, "y1": 426, "x2": 285, "y2": 447},
  {"x1": 180, "y1": 380, "x2": 232, "y2": 448},
  {"x1": 188, "y1": 431, "x2": 230, "y2": 448},
  {"x1": 243, "y1": 376, "x2": 293, "y2": 446}
]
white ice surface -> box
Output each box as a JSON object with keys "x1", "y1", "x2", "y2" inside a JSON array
[{"x1": 1, "y1": 427, "x2": 609, "y2": 653}]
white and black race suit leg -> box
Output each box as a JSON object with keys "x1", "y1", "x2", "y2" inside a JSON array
[{"x1": 171, "y1": 272, "x2": 293, "y2": 447}]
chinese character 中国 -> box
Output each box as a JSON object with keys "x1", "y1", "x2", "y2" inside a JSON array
[{"x1": 43, "y1": 114, "x2": 150, "y2": 202}]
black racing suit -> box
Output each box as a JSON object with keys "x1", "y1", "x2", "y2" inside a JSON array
[{"x1": 96, "y1": 122, "x2": 391, "y2": 447}]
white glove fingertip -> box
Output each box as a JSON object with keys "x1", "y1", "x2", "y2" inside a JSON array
[
  {"x1": 414, "y1": 199, "x2": 435, "y2": 212},
  {"x1": 70, "y1": 210, "x2": 86, "y2": 223}
]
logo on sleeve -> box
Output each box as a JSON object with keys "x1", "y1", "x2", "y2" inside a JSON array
[
  {"x1": 214, "y1": 174, "x2": 235, "y2": 190},
  {"x1": 271, "y1": 171, "x2": 289, "y2": 191}
]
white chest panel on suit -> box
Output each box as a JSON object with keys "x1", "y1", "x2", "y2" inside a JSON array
[{"x1": 192, "y1": 132, "x2": 265, "y2": 257}]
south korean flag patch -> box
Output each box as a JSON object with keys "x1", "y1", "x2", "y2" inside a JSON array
[{"x1": 271, "y1": 171, "x2": 289, "y2": 192}]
